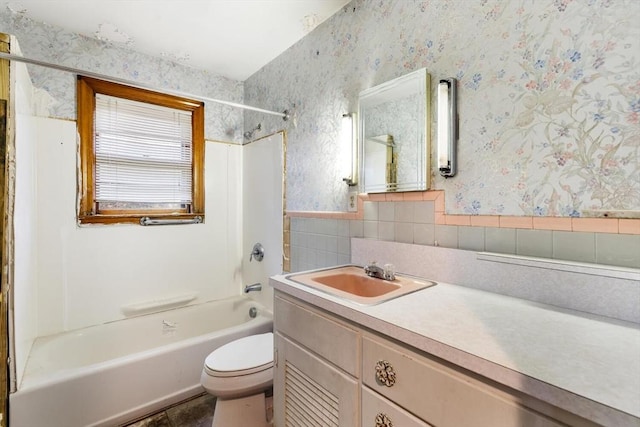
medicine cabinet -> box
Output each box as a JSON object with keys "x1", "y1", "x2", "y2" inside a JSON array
[{"x1": 359, "y1": 68, "x2": 430, "y2": 193}]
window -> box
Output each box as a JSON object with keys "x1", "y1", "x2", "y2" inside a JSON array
[{"x1": 77, "y1": 77, "x2": 204, "y2": 224}]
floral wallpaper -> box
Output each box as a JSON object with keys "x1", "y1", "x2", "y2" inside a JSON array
[
  {"x1": 245, "y1": 0, "x2": 640, "y2": 216},
  {"x1": 0, "y1": 7, "x2": 244, "y2": 143}
]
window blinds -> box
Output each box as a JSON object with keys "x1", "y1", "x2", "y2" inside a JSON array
[{"x1": 94, "y1": 94, "x2": 193, "y2": 206}]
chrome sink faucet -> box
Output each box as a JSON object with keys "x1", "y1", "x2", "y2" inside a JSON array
[{"x1": 364, "y1": 262, "x2": 395, "y2": 281}]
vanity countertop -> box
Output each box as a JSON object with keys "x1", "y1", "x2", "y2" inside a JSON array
[{"x1": 270, "y1": 271, "x2": 640, "y2": 427}]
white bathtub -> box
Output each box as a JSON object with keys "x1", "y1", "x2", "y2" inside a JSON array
[{"x1": 9, "y1": 296, "x2": 273, "y2": 427}]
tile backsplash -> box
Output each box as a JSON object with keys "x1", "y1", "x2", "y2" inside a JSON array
[
  {"x1": 290, "y1": 200, "x2": 640, "y2": 272},
  {"x1": 290, "y1": 217, "x2": 353, "y2": 272}
]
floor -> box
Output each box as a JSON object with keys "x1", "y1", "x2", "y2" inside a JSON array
[{"x1": 123, "y1": 394, "x2": 217, "y2": 427}]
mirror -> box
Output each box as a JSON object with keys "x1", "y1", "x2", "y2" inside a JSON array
[{"x1": 359, "y1": 68, "x2": 430, "y2": 193}]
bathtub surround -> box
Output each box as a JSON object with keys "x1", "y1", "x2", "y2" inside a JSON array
[
  {"x1": 0, "y1": 33, "x2": 9, "y2": 427},
  {"x1": 11, "y1": 40, "x2": 39, "y2": 393},
  {"x1": 242, "y1": 133, "x2": 285, "y2": 311},
  {"x1": 15, "y1": 115, "x2": 244, "y2": 335}
]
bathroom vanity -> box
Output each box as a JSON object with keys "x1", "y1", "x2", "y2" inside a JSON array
[{"x1": 270, "y1": 264, "x2": 640, "y2": 427}]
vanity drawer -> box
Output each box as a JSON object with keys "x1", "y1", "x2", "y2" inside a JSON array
[
  {"x1": 362, "y1": 387, "x2": 431, "y2": 427},
  {"x1": 274, "y1": 295, "x2": 359, "y2": 376},
  {"x1": 362, "y1": 335, "x2": 564, "y2": 427}
]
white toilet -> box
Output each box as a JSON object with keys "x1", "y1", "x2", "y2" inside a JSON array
[{"x1": 200, "y1": 332, "x2": 274, "y2": 427}]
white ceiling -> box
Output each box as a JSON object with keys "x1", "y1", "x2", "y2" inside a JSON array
[{"x1": 3, "y1": 0, "x2": 350, "y2": 81}]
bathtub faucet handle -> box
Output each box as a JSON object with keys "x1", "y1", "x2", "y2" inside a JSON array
[
  {"x1": 244, "y1": 283, "x2": 262, "y2": 293},
  {"x1": 249, "y1": 243, "x2": 264, "y2": 262}
]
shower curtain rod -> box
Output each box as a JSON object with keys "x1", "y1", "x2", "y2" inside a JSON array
[{"x1": 0, "y1": 52, "x2": 290, "y2": 120}]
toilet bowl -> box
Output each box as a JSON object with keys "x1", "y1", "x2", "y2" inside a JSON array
[{"x1": 200, "y1": 332, "x2": 274, "y2": 427}]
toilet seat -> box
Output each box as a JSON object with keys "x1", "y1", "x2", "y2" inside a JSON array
[
  {"x1": 201, "y1": 332, "x2": 274, "y2": 401},
  {"x1": 204, "y1": 332, "x2": 273, "y2": 378},
  {"x1": 204, "y1": 361, "x2": 272, "y2": 377}
]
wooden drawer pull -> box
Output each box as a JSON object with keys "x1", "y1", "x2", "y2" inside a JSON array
[
  {"x1": 375, "y1": 412, "x2": 394, "y2": 427},
  {"x1": 375, "y1": 360, "x2": 396, "y2": 387}
]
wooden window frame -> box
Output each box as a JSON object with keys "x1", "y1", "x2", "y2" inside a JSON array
[{"x1": 77, "y1": 76, "x2": 205, "y2": 225}]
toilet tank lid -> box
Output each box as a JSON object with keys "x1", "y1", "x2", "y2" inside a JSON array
[{"x1": 205, "y1": 332, "x2": 274, "y2": 372}]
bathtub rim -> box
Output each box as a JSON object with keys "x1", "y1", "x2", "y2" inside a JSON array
[
  {"x1": 18, "y1": 296, "x2": 272, "y2": 391},
  {"x1": 10, "y1": 296, "x2": 274, "y2": 427},
  {"x1": 19, "y1": 313, "x2": 273, "y2": 391}
]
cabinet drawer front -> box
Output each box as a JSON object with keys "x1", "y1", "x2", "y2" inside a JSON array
[
  {"x1": 275, "y1": 295, "x2": 359, "y2": 376},
  {"x1": 362, "y1": 336, "x2": 564, "y2": 427},
  {"x1": 362, "y1": 387, "x2": 431, "y2": 427}
]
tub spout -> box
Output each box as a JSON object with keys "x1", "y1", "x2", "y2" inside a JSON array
[{"x1": 244, "y1": 283, "x2": 262, "y2": 293}]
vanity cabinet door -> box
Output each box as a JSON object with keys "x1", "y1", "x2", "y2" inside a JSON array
[{"x1": 274, "y1": 333, "x2": 359, "y2": 427}]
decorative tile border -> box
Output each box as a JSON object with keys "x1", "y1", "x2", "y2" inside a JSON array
[
  {"x1": 286, "y1": 191, "x2": 639, "y2": 235},
  {"x1": 620, "y1": 219, "x2": 640, "y2": 235}
]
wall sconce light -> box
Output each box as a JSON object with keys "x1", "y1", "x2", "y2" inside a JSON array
[
  {"x1": 437, "y1": 78, "x2": 457, "y2": 178},
  {"x1": 341, "y1": 112, "x2": 358, "y2": 186}
]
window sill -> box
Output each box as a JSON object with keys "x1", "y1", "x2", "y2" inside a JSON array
[{"x1": 78, "y1": 213, "x2": 205, "y2": 226}]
